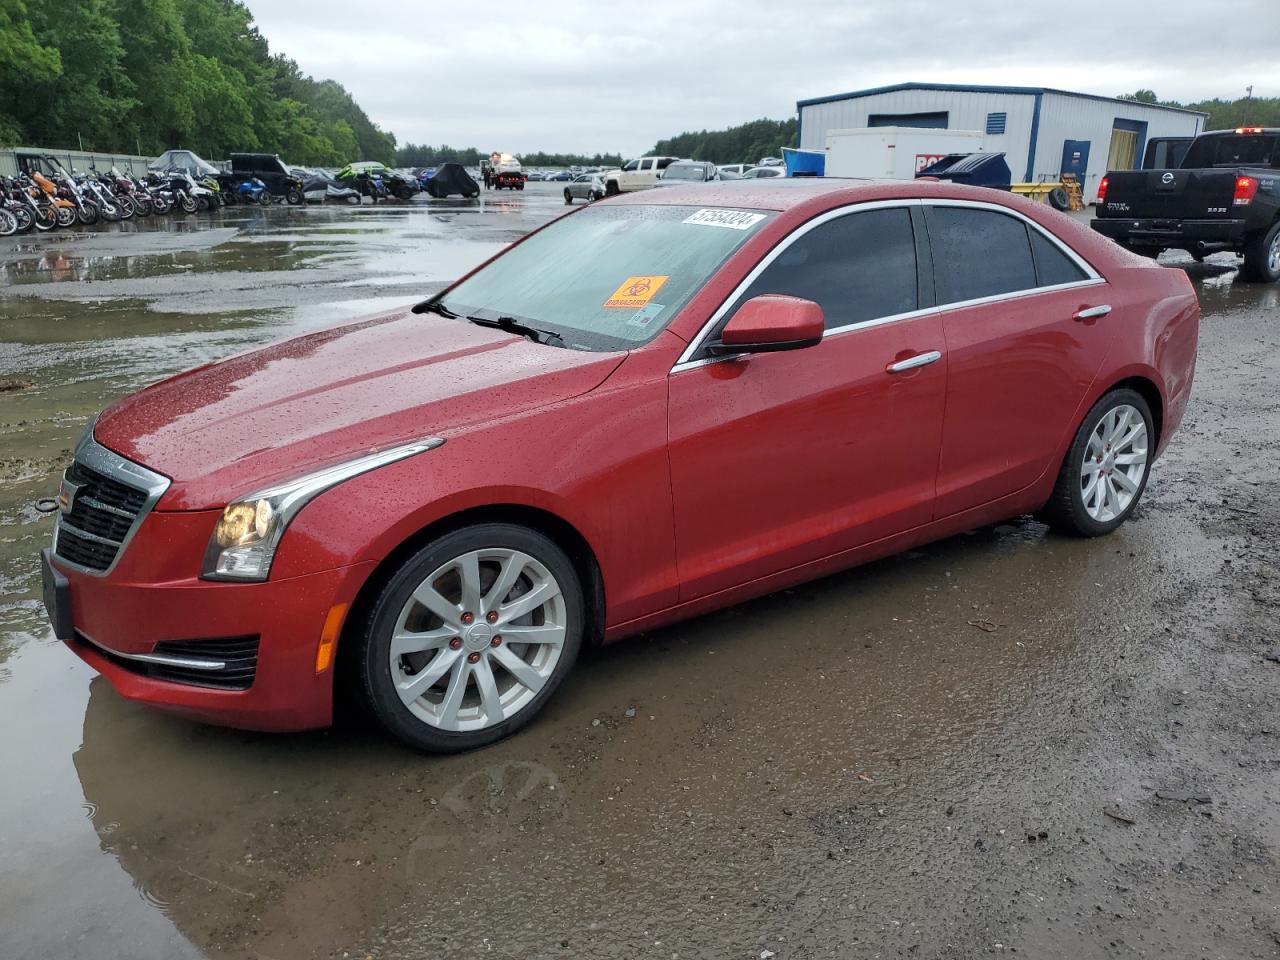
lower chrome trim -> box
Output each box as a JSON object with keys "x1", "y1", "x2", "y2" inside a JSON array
[{"x1": 80, "y1": 633, "x2": 227, "y2": 672}]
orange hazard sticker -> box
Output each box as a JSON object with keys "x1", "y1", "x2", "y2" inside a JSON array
[{"x1": 604, "y1": 275, "x2": 669, "y2": 309}]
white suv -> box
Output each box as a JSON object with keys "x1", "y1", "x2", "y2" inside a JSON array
[{"x1": 605, "y1": 156, "x2": 679, "y2": 194}]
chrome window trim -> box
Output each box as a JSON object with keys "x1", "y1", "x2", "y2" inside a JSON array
[
  {"x1": 670, "y1": 196, "x2": 1106, "y2": 375},
  {"x1": 52, "y1": 429, "x2": 171, "y2": 578}
]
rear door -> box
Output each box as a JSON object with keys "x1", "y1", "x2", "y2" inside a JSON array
[
  {"x1": 667, "y1": 204, "x2": 947, "y2": 600},
  {"x1": 925, "y1": 203, "x2": 1114, "y2": 518}
]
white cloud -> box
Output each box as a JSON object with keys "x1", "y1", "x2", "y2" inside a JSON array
[{"x1": 246, "y1": 0, "x2": 1279, "y2": 155}]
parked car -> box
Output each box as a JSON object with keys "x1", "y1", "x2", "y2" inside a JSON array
[
  {"x1": 547, "y1": 170, "x2": 573, "y2": 182},
  {"x1": 604, "y1": 156, "x2": 678, "y2": 195},
  {"x1": 42, "y1": 180, "x2": 1199, "y2": 753},
  {"x1": 1091, "y1": 127, "x2": 1280, "y2": 281},
  {"x1": 741, "y1": 166, "x2": 786, "y2": 179},
  {"x1": 654, "y1": 160, "x2": 721, "y2": 186},
  {"x1": 229, "y1": 153, "x2": 305, "y2": 204},
  {"x1": 717, "y1": 164, "x2": 750, "y2": 177},
  {"x1": 563, "y1": 173, "x2": 605, "y2": 204},
  {"x1": 758, "y1": 156, "x2": 784, "y2": 167},
  {"x1": 526, "y1": 171, "x2": 546, "y2": 181}
]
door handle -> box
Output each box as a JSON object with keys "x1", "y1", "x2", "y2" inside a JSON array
[
  {"x1": 1073, "y1": 304, "x2": 1112, "y2": 322},
  {"x1": 886, "y1": 350, "x2": 942, "y2": 374}
]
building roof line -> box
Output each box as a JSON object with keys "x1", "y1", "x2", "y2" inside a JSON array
[{"x1": 795, "y1": 82, "x2": 1209, "y2": 117}]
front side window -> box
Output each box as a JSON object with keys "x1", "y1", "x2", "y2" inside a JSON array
[
  {"x1": 719, "y1": 207, "x2": 918, "y2": 335},
  {"x1": 928, "y1": 207, "x2": 1036, "y2": 304},
  {"x1": 441, "y1": 204, "x2": 773, "y2": 352},
  {"x1": 622, "y1": 160, "x2": 639, "y2": 172}
]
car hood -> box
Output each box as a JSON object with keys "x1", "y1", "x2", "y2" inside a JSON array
[{"x1": 95, "y1": 310, "x2": 626, "y2": 510}]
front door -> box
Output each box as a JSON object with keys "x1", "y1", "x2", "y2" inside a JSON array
[
  {"x1": 1061, "y1": 139, "x2": 1090, "y2": 186},
  {"x1": 667, "y1": 205, "x2": 947, "y2": 601},
  {"x1": 924, "y1": 204, "x2": 1115, "y2": 518}
]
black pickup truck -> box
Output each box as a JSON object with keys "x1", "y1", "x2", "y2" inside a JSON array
[{"x1": 1091, "y1": 127, "x2": 1280, "y2": 282}]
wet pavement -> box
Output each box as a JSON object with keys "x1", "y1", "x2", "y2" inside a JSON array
[{"x1": 2, "y1": 186, "x2": 1279, "y2": 959}]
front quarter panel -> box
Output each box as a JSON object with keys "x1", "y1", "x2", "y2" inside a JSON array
[{"x1": 272, "y1": 348, "x2": 679, "y2": 628}]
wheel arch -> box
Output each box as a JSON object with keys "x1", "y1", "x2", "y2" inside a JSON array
[
  {"x1": 336, "y1": 503, "x2": 607, "y2": 686},
  {"x1": 1106, "y1": 374, "x2": 1164, "y2": 453}
]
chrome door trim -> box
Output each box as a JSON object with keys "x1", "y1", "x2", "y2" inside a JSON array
[
  {"x1": 887, "y1": 350, "x2": 943, "y2": 373},
  {"x1": 670, "y1": 196, "x2": 1107, "y2": 375}
]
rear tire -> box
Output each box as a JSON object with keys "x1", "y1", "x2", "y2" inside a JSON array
[
  {"x1": 286, "y1": 188, "x2": 303, "y2": 205},
  {"x1": 0, "y1": 208, "x2": 17, "y2": 236},
  {"x1": 563, "y1": 188, "x2": 572, "y2": 204},
  {"x1": 1240, "y1": 220, "x2": 1280, "y2": 283},
  {"x1": 1038, "y1": 388, "x2": 1153, "y2": 537},
  {"x1": 55, "y1": 205, "x2": 76, "y2": 227},
  {"x1": 357, "y1": 523, "x2": 584, "y2": 752}
]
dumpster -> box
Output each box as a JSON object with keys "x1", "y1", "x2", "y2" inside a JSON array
[
  {"x1": 915, "y1": 152, "x2": 1012, "y2": 189},
  {"x1": 783, "y1": 147, "x2": 825, "y2": 178}
]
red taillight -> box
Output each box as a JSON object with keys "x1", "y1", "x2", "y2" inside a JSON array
[
  {"x1": 1097, "y1": 176, "x2": 1108, "y2": 204},
  {"x1": 1234, "y1": 176, "x2": 1259, "y2": 206},
  {"x1": 1235, "y1": 127, "x2": 1263, "y2": 134}
]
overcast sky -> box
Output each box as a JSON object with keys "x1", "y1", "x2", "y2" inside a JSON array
[{"x1": 247, "y1": 0, "x2": 1278, "y2": 156}]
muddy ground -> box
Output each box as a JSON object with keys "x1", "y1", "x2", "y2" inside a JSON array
[{"x1": 1, "y1": 184, "x2": 1278, "y2": 960}]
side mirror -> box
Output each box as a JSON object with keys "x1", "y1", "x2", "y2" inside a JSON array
[{"x1": 709, "y1": 295, "x2": 824, "y2": 355}]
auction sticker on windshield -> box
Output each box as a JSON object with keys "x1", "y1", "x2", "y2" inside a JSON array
[
  {"x1": 683, "y1": 209, "x2": 768, "y2": 230},
  {"x1": 605, "y1": 276, "x2": 669, "y2": 309}
]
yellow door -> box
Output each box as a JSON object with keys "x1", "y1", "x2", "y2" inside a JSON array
[{"x1": 1108, "y1": 128, "x2": 1138, "y2": 170}]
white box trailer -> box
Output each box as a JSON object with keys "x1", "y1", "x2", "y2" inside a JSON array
[{"x1": 824, "y1": 127, "x2": 985, "y2": 179}]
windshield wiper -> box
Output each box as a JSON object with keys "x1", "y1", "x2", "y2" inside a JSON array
[
  {"x1": 467, "y1": 315, "x2": 565, "y2": 348},
  {"x1": 411, "y1": 298, "x2": 458, "y2": 318}
]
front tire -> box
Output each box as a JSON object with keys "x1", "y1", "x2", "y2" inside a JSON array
[
  {"x1": 358, "y1": 524, "x2": 584, "y2": 752},
  {"x1": 1039, "y1": 388, "x2": 1153, "y2": 537},
  {"x1": 1240, "y1": 220, "x2": 1280, "y2": 283},
  {"x1": 563, "y1": 188, "x2": 573, "y2": 204},
  {"x1": 286, "y1": 187, "x2": 303, "y2": 205}
]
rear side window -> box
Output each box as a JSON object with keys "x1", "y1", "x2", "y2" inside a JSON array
[
  {"x1": 730, "y1": 208, "x2": 918, "y2": 331},
  {"x1": 1029, "y1": 229, "x2": 1088, "y2": 287},
  {"x1": 929, "y1": 207, "x2": 1036, "y2": 304}
]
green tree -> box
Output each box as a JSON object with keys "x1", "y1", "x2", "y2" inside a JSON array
[{"x1": 0, "y1": 0, "x2": 62, "y2": 144}]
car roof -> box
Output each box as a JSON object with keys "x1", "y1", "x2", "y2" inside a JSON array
[{"x1": 603, "y1": 177, "x2": 1043, "y2": 213}]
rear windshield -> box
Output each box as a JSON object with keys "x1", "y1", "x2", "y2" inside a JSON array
[
  {"x1": 1181, "y1": 134, "x2": 1278, "y2": 168},
  {"x1": 440, "y1": 204, "x2": 772, "y2": 352}
]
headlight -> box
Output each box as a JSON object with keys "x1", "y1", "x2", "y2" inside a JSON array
[{"x1": 202, "y1": 437, "x2": 445, "y2": 582}]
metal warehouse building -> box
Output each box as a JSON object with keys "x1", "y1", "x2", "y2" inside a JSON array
[{"x1": 797, "y1": 82, "x2": 1207, "y2": 201}]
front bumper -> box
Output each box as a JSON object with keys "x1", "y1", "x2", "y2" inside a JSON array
[
  {"x1": 45, "y1": 509, "x2": 374, "y2": 731},
  {"x1": 1090, "y1": 217, "x2": 1248, "y2": 249}
]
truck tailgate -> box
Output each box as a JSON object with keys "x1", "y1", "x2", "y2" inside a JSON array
[{"x1": 1099, "y1": 169, "x2": 1239, "y2": 219}]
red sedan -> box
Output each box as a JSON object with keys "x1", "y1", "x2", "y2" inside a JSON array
[{"x1": 41, "y1": 179, "x2": 1200, "y2": 751}]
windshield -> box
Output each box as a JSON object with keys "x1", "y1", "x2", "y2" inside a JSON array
[
  {"x1": 664, "y1": 166, "x2": 707, "y2": 181},
  {"x1": 440, "y1": 204, "x2": 773, "y2": 352},
  {"x1": 1181, "y1": 134, "x2": 1277, "y2": 168}
]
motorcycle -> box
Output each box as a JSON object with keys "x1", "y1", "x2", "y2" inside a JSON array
[
  {"x1": 224, "y1": 176, "x2": 270, "y2": 206},
  {"x1": 6, "y1": 177, "x2": 58, "y2": 231},
  {"x1": 1, "y1": 177, "x2": 38, "y2": 233},
  {"x1": 30, "y1": 171, "x2": 80, "y2": 227}
]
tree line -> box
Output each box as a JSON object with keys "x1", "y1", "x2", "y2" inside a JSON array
[
  {"x1": 0, "y1": 0, "x2": 396, "y2": 166},
  {"x1": 394, "y1": 144, "x2": 625, "y2": 168},
  {"x1": 648, "y1": 118, "x2": 799, "y2": 165},
  {"x1": 1119, "y1": 91, "x2": 1280, "y2": 130}
]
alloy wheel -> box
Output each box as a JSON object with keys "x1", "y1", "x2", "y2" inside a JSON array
[
  {"x1": 389, "y1": 548, "x2": 567, "y2": 732},
  {"x1": 1079, "y1": 403, "x2": 1148, "y2": 522},
  {"x1": 1269, "y1": 231, "x2": 1280, "y2": 275}
]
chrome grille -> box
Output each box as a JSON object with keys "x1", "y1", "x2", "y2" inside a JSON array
[{"x1": 52, "y1": 432, "x2": 170, "y2": 575}]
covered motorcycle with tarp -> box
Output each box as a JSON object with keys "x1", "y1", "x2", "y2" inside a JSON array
[
  {"x1": 336, "y1": 161, "x2": 389, "y2": 202},
  {"x1": 149, "y1": 149, "x2": 221, "y2": 179},
  {"x1": 425, "y1": 162, "x2": 480, "y2": 199},
  {"x1": 300, "y1": 172, "x2": 361, "y2": 204}
]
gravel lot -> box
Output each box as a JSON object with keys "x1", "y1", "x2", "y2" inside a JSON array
[{"x1": 1, "y1": 184, "x2": 1278, "y2": 960}]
